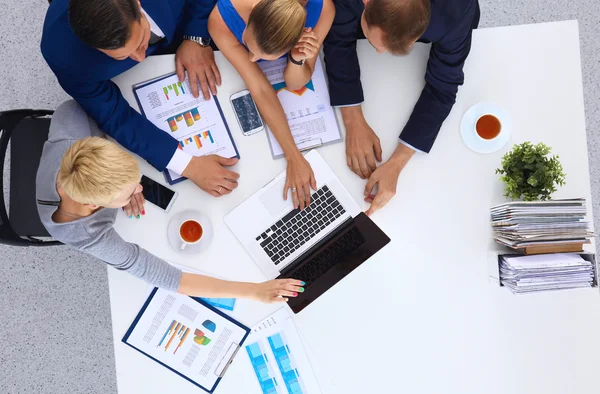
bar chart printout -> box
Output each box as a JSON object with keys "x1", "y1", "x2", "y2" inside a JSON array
[
  {"x1": 246, "y1": 342, "x2": 280, "y2": 394},
  {"x1": 134, "y1": 73, "x2": 239, "y2": 184},
  {"x1": 268, "y1": 333, "x2": 306, "y2": 394},
  {"x1": 244, "y1": 309, "x2": 321, "y2": 394}
]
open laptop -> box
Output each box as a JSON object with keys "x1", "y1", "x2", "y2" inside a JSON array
[{"x1": 225, "y1": 150, "x2": 390, "y2": 313}]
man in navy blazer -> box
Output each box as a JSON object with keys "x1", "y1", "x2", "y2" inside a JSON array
[
  {"x1": 323, "y1": 0, "x2": 480, "y2": 215},
  {"x1": 41, "y1": 0, "x2": 240, "y2": 196}
]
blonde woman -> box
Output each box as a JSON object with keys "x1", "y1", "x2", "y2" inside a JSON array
[
  {"x1": 208, "y1": 0, "x2": 335, "y2": 210},
  {"x1": 36, "y1": 100, "x2": 304, "y2": 302}
]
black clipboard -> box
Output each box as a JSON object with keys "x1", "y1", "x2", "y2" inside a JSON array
[
  {"x1": 133, "y1": 73, "x2": 240, "y2": 185},
  {"x1": 122, "y1": 287, "x2": 250, "y2": 393}
]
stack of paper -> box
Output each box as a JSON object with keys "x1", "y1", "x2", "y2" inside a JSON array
[
  {"x1": 500, "y1": 253, "x2": 594, "y2": 293},
  {"x1": 490, "y1": 199, "x2": 594, "y2": 251}
]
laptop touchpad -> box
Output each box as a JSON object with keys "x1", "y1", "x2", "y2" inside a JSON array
[{"x1": 260, "y1": 178, "x2": 293, "y2": 216}]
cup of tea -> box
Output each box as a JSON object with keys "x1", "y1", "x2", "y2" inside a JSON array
[
  {"x1": 475, "y1": 113, "x2": 502, "y2": 141},
  {"x1": 179, "y1": 219, "x2": 203, "y2": 250}
]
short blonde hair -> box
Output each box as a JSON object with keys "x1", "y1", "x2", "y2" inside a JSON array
[
  {"x1": 247, "y1": 0, "x2": 307, "y2": 55},
  {"x1": 58, "y1": 137, "x2": 140, "y2": 206}
]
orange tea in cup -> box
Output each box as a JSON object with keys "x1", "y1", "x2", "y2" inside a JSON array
[
  {"x1": 476, "y1": 114, "x2": 501, "y2": 140},
  {"x1": 180, "y1": 220, "x2": 203, "y2": 243}
]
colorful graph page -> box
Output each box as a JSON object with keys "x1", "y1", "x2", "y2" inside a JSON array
[
  {"x1": 133, "y1": 73, "x2": 239, "y2": 184},
  {"x1": 123, "y1": 288, "x2": 250, "y2": 393},
  {"x1": 258, "y1": 57, "x2": 341, "y2": 158}
]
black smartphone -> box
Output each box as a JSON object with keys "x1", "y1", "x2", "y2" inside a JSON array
[{"x1": 140, "y1": 175, "x2": 178, "y2": 212}]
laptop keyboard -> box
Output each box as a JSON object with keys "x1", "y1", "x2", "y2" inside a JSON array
[
  {"x1": 256, "y1": 185, "x2": 346, "y2": 265},
  {"x1": 286, "y1": 226, "x2": 365, "y2": 287}
]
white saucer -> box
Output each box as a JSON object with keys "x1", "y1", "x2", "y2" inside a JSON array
[
  {"x1": 460, "y1": 102, "x2": 511, "y2": 154},
  {"x1": 167, "y1": 210, "x2": 214, "y2": 255}
]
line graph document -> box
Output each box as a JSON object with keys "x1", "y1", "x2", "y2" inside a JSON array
[
  {"x1": 134, "y1": 73, "x2": 239, "y2": 184},
  {"x1": 258, "y1": 57, "x2": 341, "y2": 158}
]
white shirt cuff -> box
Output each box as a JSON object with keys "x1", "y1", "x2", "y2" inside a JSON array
[
  {"x1": 334, "y1": 102, "x2": 363, "y2": 108},
  {"x1": 166, "y1": 149, "x2": 193, "y2": 175},
  {"x1": 398, "y1": 138, "x2": 425, "y2": 153}
]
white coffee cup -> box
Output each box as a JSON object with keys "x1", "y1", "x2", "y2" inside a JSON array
[
  {"x1": 179, "y1": 219, "x2": 203, "y2": 250},
  {"x1": 474, "y1": 113, "x2": 502, "y2": 141}
]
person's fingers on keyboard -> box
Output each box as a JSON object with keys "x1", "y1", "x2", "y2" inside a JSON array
[
  {"x1": 292, "y1": 185, "x2": 300, "y2": 209},
  {"x1": 278, "y1": 290, "x2": 298, "y2": 298},
  {"x1": 283, "y1": 279, "x2": 305, "y2": 290},
  {"x1": 310, "y1": 171, "x2": 317, "y2": 191},
  {"x1": 299, "y1": 183, "x2": 308, "y2": 210},
  {"x1": 302, "y1": 184, "x2": 311, "y2": 207}
]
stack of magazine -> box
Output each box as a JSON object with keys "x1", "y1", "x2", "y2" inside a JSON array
[
  {"x1": 499, "y1": 253, "x2": 595, "y2": 293},
  {"x1": 490, "y1": 199, "x2": 594, "y2": 254}
]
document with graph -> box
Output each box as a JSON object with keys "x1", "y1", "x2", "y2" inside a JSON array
[
  {"x1": 123, "y1": 287, "x2": 250, "y2": 393},
  {"x1": 243, "y1": 308, "x2": 322, "y2": 394},
  {"x1": 133, "y1": 73, "x2": 239, "y2": 184},
  {"x1": 258, "y1": 57, "x2": 341, "y2": 158}
]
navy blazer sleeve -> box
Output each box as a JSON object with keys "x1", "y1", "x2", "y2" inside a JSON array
[
  {"x1": 183, "y1": 0, "x2": 217, "y2": 38},
  {"x1": 400, "y1": 3, "x2": 480, "y2": 153},
  {"x1": 43, "y1": 57, "x2": 178, "y2": 171},
  {"x1": 323, "y1": 0, "x2": 364, "y2": 106}
]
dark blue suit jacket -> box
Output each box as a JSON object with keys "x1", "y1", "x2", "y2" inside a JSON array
[
  {"x1": 323, "y1": 0, "x2": 480, "y2": 153},
  {"x1": 41, "y1": 0, "x2": 215, "y2": 170}
]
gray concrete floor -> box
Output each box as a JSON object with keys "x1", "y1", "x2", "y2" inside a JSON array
[{"x1": 1, "y1": 0, "x2": 599, "y2": 393}]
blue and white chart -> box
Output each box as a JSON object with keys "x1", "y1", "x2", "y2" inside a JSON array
[{"x1": 244, "y1": 308, "x2": 321, "y2": 394}]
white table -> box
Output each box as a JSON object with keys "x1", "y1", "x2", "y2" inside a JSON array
[{"x1": 111, "y1": 21, "x2": 598, "y2": 394}]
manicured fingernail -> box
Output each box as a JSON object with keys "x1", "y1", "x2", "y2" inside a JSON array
[
  {"x1": 298, "y1": 287, "x2": 305, "y2": 293},
  {"x1": 293, "y1": 292, "x2": 298, "y2": 297},
  {"x1": 129, "y1": 215, "x2": 132, "y2": 219},
  {"x1": 122, "y1": 207, "x2": 125, "y2": 211},
  {"x1": 136, "y1": 215, "x2": 141, "y2": 219},
  {"x1": 142, "y1": 210, "x2": 145, "y2": 215},
  {"x1": 301, "y1": 281, "x2": 305, "y2": 285}
]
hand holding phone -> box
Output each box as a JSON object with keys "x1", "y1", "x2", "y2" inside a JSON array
[{"x1": 230, "y1": 89, "x2": 264, "y2": 136}]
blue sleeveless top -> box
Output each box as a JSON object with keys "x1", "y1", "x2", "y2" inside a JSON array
[{"x1": 217, "y1": 0, "x2": 324, "y2": 46}]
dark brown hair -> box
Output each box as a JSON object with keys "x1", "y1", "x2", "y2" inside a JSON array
[
  {"x1": 247, "y1": 0, "x2": 307, "y2": 55},
  {"x1": 364, "y1": 0, "x2": 431, "y2": 55},
  {"x1": 68, "y1": 0, "x2": 141, "y2": 50}
]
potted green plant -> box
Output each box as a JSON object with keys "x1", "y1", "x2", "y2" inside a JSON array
[{"x1": 496, "y1": 141, "x2": 566, "y2": 201}]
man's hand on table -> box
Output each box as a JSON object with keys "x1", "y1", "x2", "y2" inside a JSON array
[
  {"x1": 182, "y1": 155, "x2": 240, "y2": 197},
  {"x1": 341, "y1": 105, "x2": 383, "y2": 179},
  {"x1": 175, "y1": 40, "x2": 222, "y2": 100},
  {"x1": 364, "y1": 143, "x2": 415, "y2": 217}
]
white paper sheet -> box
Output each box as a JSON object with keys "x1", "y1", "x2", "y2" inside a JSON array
[
  {"x1": 258, "y1": 57, "x2": 341, "y2": 158},
  {"x1": 243, "y1": 307, "x2": 322, "y2": 394},
  {"x1": 134, "y1": 73, "x2": 238, "y2": 182},
  {"x1": 124, "y1": 288, "x2": 248, "y2": 391}
]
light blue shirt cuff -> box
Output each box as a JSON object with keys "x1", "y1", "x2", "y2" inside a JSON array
[{"x1": 398, "y1": 138, "x2": 425, "y2": 153}]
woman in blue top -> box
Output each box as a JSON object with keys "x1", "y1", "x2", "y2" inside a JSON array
[{"x1": 208, "y1": 0, "x2": 335, "y2": 210}]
